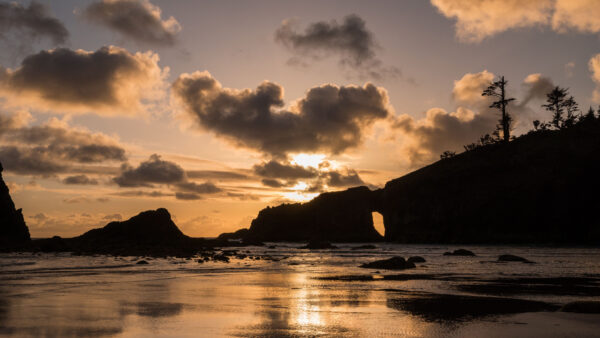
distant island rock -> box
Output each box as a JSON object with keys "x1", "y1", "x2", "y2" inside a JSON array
[
  {"x1": 0, "y1": 162, "x2": 30, "y2": 249},
  {"x1": 222, "y1": 124, "x2": 600, "y2": 244}
]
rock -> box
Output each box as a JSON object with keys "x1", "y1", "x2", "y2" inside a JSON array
[
  {"x1": 407, "y1": 256, "x2": 426, "y2": 263},
  {"x1": 136, "y1": 260, "x2": 149, "y2": 265},
  {"x1": 560, "y1": 301, "x2": 600, "y2": 313},
  {"x1": 360, "y1": 256, "x2": 416, "y2": 270},
  {"x1": 0, "y1": 162, "x2": 31, "y2": 248},
  {"x1": 213, "y1": 254, "x2": 230, "y2": 263},
  {"x1": 443, "y1": 249, "x2": 476, "y2": 256},
  {"x1": 300, "y1": 241, "x2": 338, "y2": 250},
  {"x1": 498, "y1": 254, "x2": 532, "y2": 263},
  {"x1": 351, "y1": 244, "x2": 377, "y2": 250},
  {"x1": 217, "y1": 228, "x2": 249, "y2": 240},
  {"x1": 238, "y1": 186, "x2": 383, "y2": 242}
]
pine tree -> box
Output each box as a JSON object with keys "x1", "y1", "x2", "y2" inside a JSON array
[
  {"x1": 482, "y1": 76, "x2": 515, "y2": 142},
  {"x1": 542, "y1": 86, "x2": 568, "y2": 129}
]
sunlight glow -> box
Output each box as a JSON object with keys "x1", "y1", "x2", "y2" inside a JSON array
[{"x1": 291, "y1": 153, "x2": 326, "y2": 168}]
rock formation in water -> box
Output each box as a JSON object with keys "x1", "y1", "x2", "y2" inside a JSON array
[
  {"x1": 244, "y1": 186, "x2": 382, "y2": 242},
  {"x1": 224, "y1": 121, "x2": 600, "y2": 244},
  {"x1": 0, "y1": 162, "x2": 30, "y2": 248}
]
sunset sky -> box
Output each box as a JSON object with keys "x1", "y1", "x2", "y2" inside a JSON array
[{"x1": 2, "y1": 0, "x2": 600, "y2": 237}]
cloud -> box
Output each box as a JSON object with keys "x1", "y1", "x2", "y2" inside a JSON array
[
  {"x1": 0, "y1": 115, "x2": 126, "y2": 175},
  {"x1": 0, "y1": 1, "x2": 69, "y2": 49},
  {"x1": 589, "y1": 53, "x2": 600, "y2": 102},
  {"x1": 83, "y1": 0, "x2": 181, "y2": 46},
  {"x1": 0, "y1": 46, "x2": 167, "y2": 115},
  {"x1": 325, "y1": 169, "x2": 364, "y2": 187},
  {"x1": 521, "y1": 73, "x2": 554, "y2": 106},
  {"x1": 261, "y1": 178, "x2": 286, "y2": 188},
  {"x1": 253, "y1": 160, "x2": 317, "y2": 179},
  {"x1": 62, "y1": 175, "x2": 99, "y2": 185},
  {"x1": 113, "y1": 154, "x2": 185, "y2": 187},
  {"x1": 103, "y1": 213, "x2": 122, "y2": 221},
  {"x1": 186, "y1": 169, "x2": 249, "y2": 181},
  {"x1": 565, "y1": 61, "x2": 575, "y2": 78},
  {"x1": 175, "y1": 181, "x2": 221, "y2": 194},
  {"x1": 174, "y1": 192, "x2": 202, "y2": 200},
  {"x1": 275, "y1": 14, "x2": 399, "y2": 80},
  {"x1": 432, "y1": 0, "x2": 600, "y2": 42},
  {"x1": 111, "y1": 190, "x2": 173, "y2": 198},
  {"x1": 452, "y1": 70, "x2": 495, "y2": 106},
  {"x1": 552, "y1": 0, "x2": 600, "y2": 34},
  {"x1": 172, "y1": 71, "x2": 391, "y2": 157}
]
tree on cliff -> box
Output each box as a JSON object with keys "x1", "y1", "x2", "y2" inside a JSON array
[
  {"x1": 482, "y1": 76, "x2": 516, "y2": 142},
  {"x1": 542, "y1": 86, "x2": 570, "y2": 129}
]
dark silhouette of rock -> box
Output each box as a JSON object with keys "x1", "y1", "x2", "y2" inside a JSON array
[
  {"x1": 217, "y1": 228, "x2": 249, "y2": 240},
  {"x1": 243, "y1": 186, "x2": 382, "y2": 242},
  {"x1": 560, "y1": 301, "x2": 600, "y2": 313},
  {"x1": 0, "y1": 162, "x2": 30, "y2": 248},
  {"x1": 351, "y1": 244, "x2": 377, "y2": 250},
  {"x1": 407, "y1": 256, "x2": 426, "y2": 263},
  {"x1": 498, "y1": 254, "x2": 532, "y2": 263},
  {"x1": 360, "y1": 256, "x2": 415, "y2": 270},
  {"x1": 380, "y1": 125, "x2": 600, "y2": 244},
  {"x1": 443, "y1": 249, "x2": 475, "y2": 256},
  {"x1": 35, "y1": 236, "x2": 69, "y2": 252},
  {"x1": 136, "y1": 260, "x2": 149, "y2": 265},
  {"x1": 300, "y1": 241, "x2": 338, "y2": 249}
]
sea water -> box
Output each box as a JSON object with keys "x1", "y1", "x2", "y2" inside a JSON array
[{"x1": 1, "y1": 244, "x2": 599, "y2": 337}]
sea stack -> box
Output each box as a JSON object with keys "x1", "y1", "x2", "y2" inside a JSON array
[{"x1": 0, "y1": 162, "x2": 31, "y2": 247}]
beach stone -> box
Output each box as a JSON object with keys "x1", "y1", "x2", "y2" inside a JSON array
[
  {"x1": 443, "y1": 249, "x2": 476, "y2": 256},
  {"x1": 498, "y1": 254, "x2": 532, "y2": 263},
  {"x1": 407, "y1": 256, "x2": 426, "y2": 263},
  {"x1": 360, "y1": 256, "x2": 416, "y2": 270},
  {"x1": 136, "y1": 260, "x2": 149, "y2": 265}
]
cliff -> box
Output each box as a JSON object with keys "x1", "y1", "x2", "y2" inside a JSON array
[
  {"x1": 380, "y1": 123, "x2": 600, "y2": 244},
  {"x1": 0, "y1": 162, "x2": 30, "y2": 248},
  {"x1": 246, "y1": 186, "x2": 382, "y2": 242},
  {"x1": 229, "y1": 120, "x2": 600, "y2": 244}
]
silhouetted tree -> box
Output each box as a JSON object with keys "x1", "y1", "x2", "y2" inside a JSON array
[
  {"x1": 542, "y1": 86, "x2": 569, "y2": 129},
  {"x1": 440, "y1": 150, "x2": 456, "y2": 160},
  {"x1": 533, "y1": 120, "x2": 540, "y2": 130},
  {"x1": 582, "y1": 106, "x2": 596, "y2": 123},
  {"x1": 482, "y1": 76, "x2": 515, "y2": 142},
  {"x1": 563, "y1": 96, "x2": 579, "y2": 128}
]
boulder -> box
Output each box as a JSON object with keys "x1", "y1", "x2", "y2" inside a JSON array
[
  {"x1": 407, "y1": 256, "x2": 426, "y2": 263},
  {"x1": 360, "y1": 256, "x2": 416, "y2": 270},
  {"x1": 498, "y1": 254, "x2": 533, "y2": 263},
  {"x1": 443, "y1": 249, "x2": 476, "y2": 256}
]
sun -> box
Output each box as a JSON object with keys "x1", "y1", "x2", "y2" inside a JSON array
[{"x1": 290, "y1": 153, "x2": 326, "y2": 168}]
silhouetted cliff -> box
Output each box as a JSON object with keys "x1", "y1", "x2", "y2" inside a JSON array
[
  {"x1": 229, "y1": 122, "x2": 600, "y2": 244},
  {"x1": 246, "y1": 186, "x2": 382, "y2": 242},
  {"x1": 0, "y1": 162, "x2": 30, "y2": 248},
  {"x1": 380, "y1": 124, "x2": 600, "y2": 244}
]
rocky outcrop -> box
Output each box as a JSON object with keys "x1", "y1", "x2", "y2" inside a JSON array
[
  {"x1": 0, "y1": 162, "x2": 30, "y2": 248},
  {"x1": 245, "y1": 186, "x2": 382, "y2": 242},
  {"x1": 380, "y1": 124, "x2": 600, "y2": 244},
  {"x1": 227, "y1": 123, "x2": 600, "y2": 244},
  {"x1": 360, "y1": 256, "x2": 415, "y2": 270}
]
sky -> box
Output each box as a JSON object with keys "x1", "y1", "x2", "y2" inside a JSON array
[{"x1": 1, "y1": 0, "x2": 600, "y2": 237}]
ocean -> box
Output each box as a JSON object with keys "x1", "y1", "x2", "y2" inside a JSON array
[{"x1": 1, "y1": 244, "x2": 599, "y2": 337}]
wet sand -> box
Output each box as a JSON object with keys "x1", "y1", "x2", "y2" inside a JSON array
[{"x1": 1, "y1": 244, "x2": 600, "y2": 337}]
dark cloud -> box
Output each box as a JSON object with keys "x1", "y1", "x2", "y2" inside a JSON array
[
  {"x1": 113, "y1": 154, "x2": 185, "y2": 187},
  {"x1": 84, "y1": 0, "x2": 181, "y2": 46},
  {"x1": 0, "y1": 145, "x2": 67, "y2": 175},
  {"x1": 103, "y1": 213, "x2": 122, "y2": 220},
  {"x1": 175, "y1": 181, "x2": 221, "y2": 194},
  {"x1": 325, "y1": 169, "x2": 364, "y2": 187},
  {"x1": 175, "y1": 192, "x2": 202, "y2": 200},
  {"x1": 172, "y1": 71, "x2": 391, "y2": 157},
  {"x1": 275, "y1": 14, "x2": 400, "y2": 80},
  {"x1": 253, "y1": 160, "x2": 317, "y2": 179},
  {"x1": 0, "y1": 1, "x2": 68, "y2": 45},
  {"x1": 0, "y1": 46, "x2": 165, "y2": 114},
  {"x1": 261, "y1": 178, "x2": 286, "y2": 188},
  {"x1": 0, "y1": 116, "x2": 127, "y2": 175},
  {"x1": 111, "y1": 190, "x2": 173, "y2": 198},
  {"x1": 520, "y1": 73, "x2": 554, "y2": 106},
  {"x1": 186, "y1": 169, "x2": 249, "y2": 181},
  {"x1": 62, "y1": 174, "x2": 99, "y2": 185}
]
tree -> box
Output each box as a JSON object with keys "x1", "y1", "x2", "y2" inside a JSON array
[
  {"x1": 482, "y1": 76, "x2": 515, "y2": 142},
  {"x1": 563, "y1": 96, "x2": 579, "y2": 128},
  {"x1": 542, "y1": 86, "x2": 568, "y2": 129}
]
